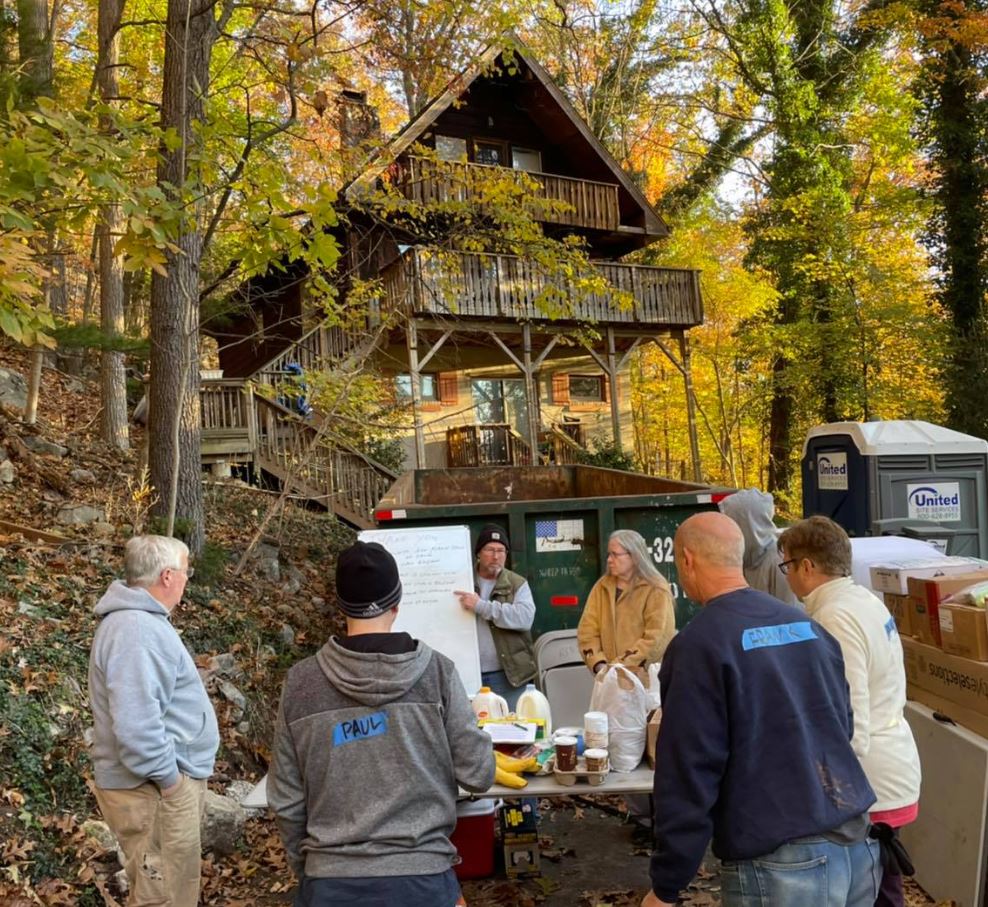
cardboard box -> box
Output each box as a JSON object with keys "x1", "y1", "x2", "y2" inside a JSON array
[
  {"x1": 907, "y1": 683, "x2": 988, "y2": 739},
  {"x1": 908, "y1": 596, "x2": 941, "y2": 648},
  {"x1": 884, "y1": 593, "x2": 913, "y2": 637},
  {"x1": 499, "y1": 798, "x2": 538, "y2": 836},
  {"x1": 905, "y1": 569, "x2": 988, "y2": 607},
  {"x1": 939, "y1": 603, "x2": 988, "y2": 661},
  {"x1": 646, "y1": 708, "x2": 662, "y2": 769},
  {"x1": 869, "y1": 557, "x2": 988, "y2": 595},
  {"x1": 902, "y1": 637, "x2": 988, "y2": 722},
  {"x1": 503, "y1": 832, "x2": 540, "y2": 878}
]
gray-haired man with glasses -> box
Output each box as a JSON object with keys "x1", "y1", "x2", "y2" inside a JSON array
[{"x1": 88, "y1": 535, "x2": 218, "y2": 907}]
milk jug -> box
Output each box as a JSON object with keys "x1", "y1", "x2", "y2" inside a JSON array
[
  {"x1": 516, "y1": 683, "x2": 552, "y2": 735},
  {"x1": 472, "y1": 687, "x2": 509, "y2": 719}
]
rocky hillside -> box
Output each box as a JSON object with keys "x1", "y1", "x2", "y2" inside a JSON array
[{"x1": 0, "y1": 345, "x2": 354, "y2": 905}]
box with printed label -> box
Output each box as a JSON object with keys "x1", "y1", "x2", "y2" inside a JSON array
[
  {"x1": 869, "y1": 557, "x2": 988, "y2": 595},
  {"x1": 498, "y1": 798, "x2": 539, "y2": 836},
  {"x1": 907, "y1": 596, "x2": 941, "y2": 648},
  {"x1": 503, "y1": 832, "x2": 540, "y2": 879},
  {"x1": 939, "y1": 603, "x2": 988, "y2": 661},
  {"x1": 902, "y1": 637, "x2": 988, "y2": 719},
  {"x1": 883, "y1": 593, "x2": 913, "y2": 637}
]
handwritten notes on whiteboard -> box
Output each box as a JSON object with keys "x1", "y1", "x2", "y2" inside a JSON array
[{"x1": 358, "y1": 525, "x2": 481, "y2": 695}]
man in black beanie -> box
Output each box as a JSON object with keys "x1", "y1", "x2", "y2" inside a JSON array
[
  {"x1": 268, "y1": 540, "x2": 495, "y2": 907},
  {"x1": 454, "y1": 524, "x2": 537, "y2": 710}
]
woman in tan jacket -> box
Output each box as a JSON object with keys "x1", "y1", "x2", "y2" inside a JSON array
[{"x1": 577, "y1": 529, "x2": 676, "y2": 681}]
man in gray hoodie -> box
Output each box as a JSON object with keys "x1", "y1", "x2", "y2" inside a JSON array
[
  {"x1": 88, "y1": 534, "x2": 219, "y2": 907},
  {"x1": 718, "y1": 487, "x2": 798, "y2": 606},
  {"x1": 269, "y1": 540, "x2": 495, "y2": 907}
]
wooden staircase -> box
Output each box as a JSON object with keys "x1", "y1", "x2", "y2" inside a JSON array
[{"x1": 200, "y1": 321, "x2": 396, "y2": 529}]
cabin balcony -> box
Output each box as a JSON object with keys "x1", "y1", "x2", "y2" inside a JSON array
[
  {"x1": 380, "y1": 246, "x2": 703, "y2": 328},
  {"x1": 396, "y1": 156, "x2": 622, "y2": 232}
]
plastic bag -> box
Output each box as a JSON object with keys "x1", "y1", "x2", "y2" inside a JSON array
[
  {"x1": 644, "y1": 663, "x2": 662, "y2": 712},
  {"x1": 588, "y1": 664, "x2": 648, "y2": 772},
  {"x1": 944, "y1": 581, "x2": 988, "y2": 609}
]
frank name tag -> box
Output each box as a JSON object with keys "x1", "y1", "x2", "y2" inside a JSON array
[
  {"x1": 333, "y1": 711, "x2": 388, "y2": 746},
  {"x1": 741, "y1": 622, "x2": 818, "y2": 651}
]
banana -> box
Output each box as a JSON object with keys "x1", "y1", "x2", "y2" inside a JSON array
[
  {"x1": 495, "y1": 765, "x2": 528, "y2": 789},
  {"x1": 494, "y1": 751, "x2": 539, "y2": 774}
]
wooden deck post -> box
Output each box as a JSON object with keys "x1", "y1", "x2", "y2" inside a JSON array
[
  {"x1": 607, "y1": 328, "x2": 622, "y2": 450},
  {"x1": 679, "y1": 332, "x2": 703, "y2": 482},
  {"x1": 405, "y1": 318, "x2": 427, "y2": 468},
  {"x1": 522, "y1": 324, "x2": 540, "y2": 462}
]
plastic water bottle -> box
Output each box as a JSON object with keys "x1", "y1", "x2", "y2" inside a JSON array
[
  {"x1": 472, "y1": 687, "x2": 509, "y2": 719},
  {"x1": 516, "y1": 683, "x2": 552, "y2": 735}
]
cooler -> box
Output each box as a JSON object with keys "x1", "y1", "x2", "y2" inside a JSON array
[{"x1": 451, "y1": 798, "x2": 497, "y2": 880}]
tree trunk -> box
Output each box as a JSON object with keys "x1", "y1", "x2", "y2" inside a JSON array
[
  {"x1": 148, "y1": 0, "x2": 216, "y2": 553},
  {"x1": 15, "y1": 0, "x2": 51, "y2": 101},
  {"x1": 767, "y1": 352, "x2": 793, "y2": 494},
  {"x1": 97, "y1": 0, "x2": 128, "y2": 450}
]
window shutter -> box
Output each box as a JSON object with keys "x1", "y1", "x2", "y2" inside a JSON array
[
  {"x1": 551, "y1": 373, "x2": 570, "y2": 404},
  {"x1": 438, "y1": 372, "x2": 459, "y2": 404}
]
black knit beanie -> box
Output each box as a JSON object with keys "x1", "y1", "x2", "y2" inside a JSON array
[
  {"x1": 474, "y1": 524, "x2": 509, "y2": 555},
  {"x1": 335, "y1": 541, "x2": 402, "y2": 618}
]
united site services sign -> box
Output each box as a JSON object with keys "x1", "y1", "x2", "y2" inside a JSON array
[
  {"x1": 907, "y1": 482, "x2": 962, "y2": 522},
  {"x1": 817, "y1": 452, "x2": 849, "y2": 490}
]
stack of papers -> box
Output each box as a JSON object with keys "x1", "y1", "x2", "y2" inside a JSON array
[{"x1": 481, "y1": 722, "x2": 537, "y2": 744}]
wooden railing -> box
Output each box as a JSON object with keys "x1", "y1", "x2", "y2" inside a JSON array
[
  {"x1": 381, "y1": 247, "x2": 703, "y2": 327},
  {"x1": 446, "y1": 423, "x2": 533, "y2": 467},
  {"x1": 543, "y1": 424, "x2": 586, "y2": 466},
  {"x1": 200, "y1": 380, "x2": 255, "y2": 460},
  {"x1": 252, "y1": 321, "x2": 369, "y2": 387},
  {"x1": 398, "y1": 157, "x2": 621, "y2": 231}
]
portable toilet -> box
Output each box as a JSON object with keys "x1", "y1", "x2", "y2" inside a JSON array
[{"x1": 801, "y1": 420, "x2": 988, "y2": 557}]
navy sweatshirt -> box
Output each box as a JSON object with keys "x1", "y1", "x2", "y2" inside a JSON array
[{"x1": 649, "y1": 588, "x2": 876, "y2": 902}]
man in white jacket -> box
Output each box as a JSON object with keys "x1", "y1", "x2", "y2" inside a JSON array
[{"x1": 779, "y1": 516, "x2": 921, "y2": 907}]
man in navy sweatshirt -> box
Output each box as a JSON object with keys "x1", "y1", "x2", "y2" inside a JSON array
[{"x1": 641, "y1": 512, "x2": 881, "y2": 907}]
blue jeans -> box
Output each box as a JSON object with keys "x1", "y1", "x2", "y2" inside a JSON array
[
  {"x1": 481, "y1": 669, "x2": 523, "y2": 712},
  {"x1": 294, "y1": 869, "x2": 461, "y2": 906},
  {"x1": 720, "y1": 836, "x2": 881, "y2": 907}
]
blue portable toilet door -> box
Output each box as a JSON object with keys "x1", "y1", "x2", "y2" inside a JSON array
[{"x1": 802, "y1": 437, "x2": 869, "y2": 536}]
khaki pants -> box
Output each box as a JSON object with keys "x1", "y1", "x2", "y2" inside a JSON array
[{"x1": 95, "y1": 775, "x2": 207, "y2": 907}]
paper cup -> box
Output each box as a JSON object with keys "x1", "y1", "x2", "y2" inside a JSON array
[
  {"x1": 584, "y1": 748, "x2": 608, "y2": 772},
  {"x1": 554, "y1": 735, "x2": 578, "y2": 771}
]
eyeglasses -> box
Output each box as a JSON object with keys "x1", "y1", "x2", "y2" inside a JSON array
[
  {"x1": 778, "y1": 559, "x2": 797, "y2": 575},
  {"x1": 606, "y1": 551, "x2": 630, "y2": 559},
  {"x1": 167, "y1": 565, "x2": 195, "y2": 579}
]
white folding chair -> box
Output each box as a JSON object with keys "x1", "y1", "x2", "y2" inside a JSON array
[{"x1": 534, "y1": 629, "x2": 594, "y2": 731}]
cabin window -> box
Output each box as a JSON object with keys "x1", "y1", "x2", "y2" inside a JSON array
[
  {"x1": 568, "y1": 374, "x2": 606, "y2": 402},
  {"x1": 512, "y1": 147, "x2": 542, "y2": 173},
  {"x1": 474, "y1": 140, "x2": 508, "y2": 167},
  {"x1": 436, "y1": 135, "x2": 467, "y2": 162},
  {"x1": 395, "y1": 373, "x2": 439, "y2": 402}
]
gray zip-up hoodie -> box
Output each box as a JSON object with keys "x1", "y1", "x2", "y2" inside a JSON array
[
  {"x1": 88, "y1": 580, "x2": 219, "y2": 790},
  {"x1": 268, "y1": 637, "x2": 495, "y2": 879}
]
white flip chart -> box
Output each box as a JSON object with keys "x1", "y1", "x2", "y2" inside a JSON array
[{"x1": 358, "y1": 524, "x2": 481, "y2": 695}]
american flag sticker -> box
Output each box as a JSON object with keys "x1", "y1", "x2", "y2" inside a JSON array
[{"x1": 535, "y1": 518, "x2": 584, "y2": 552}]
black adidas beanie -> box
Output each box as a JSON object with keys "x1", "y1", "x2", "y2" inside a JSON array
[
  {"x1": 475, "y1": 524, "x2": 509, "y2": 555},
  {"x1": 335, "y1": 541, "x2": 402, "y2": 618}
]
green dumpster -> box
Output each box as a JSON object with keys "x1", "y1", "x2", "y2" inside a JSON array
[{"x1": 374, "y1": 465, "x2": 735, "y2": 636}]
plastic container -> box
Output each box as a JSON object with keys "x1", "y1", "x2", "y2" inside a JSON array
[
  {"x1": 553, "y1": 726, "x2": 585, "y2": 755},
  {"x1": 472, "y1": 687, "x2": 509, "y2": 719},
  {"x1": 584, "y1": 711, "x2": 608, "y2": 750},
  {"x1": 516, "y1": 683, "x2": 552, "y2": 735},
  {"x1": 451, "y1": 798, "x2": 497, "y2": 880}
]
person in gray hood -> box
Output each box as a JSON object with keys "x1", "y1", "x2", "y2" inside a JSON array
[
  {"x1": 269, "y1": 540, "x2": 495, "y2": 907},
  {"x1": 88, "y1": 534, "x2": 219, "y2": 907},
  {"x1": 718, "y1": 488, "x2": 798, "y2": 606}
]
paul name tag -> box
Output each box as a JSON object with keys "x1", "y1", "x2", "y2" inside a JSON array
[
  {"x1": 741, "y1": 622, "x2": 817, "y2": 651},
  {"x1": 332, "y1": 711, "x2": 388, "y2": 746}
]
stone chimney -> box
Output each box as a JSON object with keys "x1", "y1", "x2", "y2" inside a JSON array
[{"x1": 336, "y1": 89, "x2": 381, "y2": 150}]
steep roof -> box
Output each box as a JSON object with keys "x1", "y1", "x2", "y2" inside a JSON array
[{"x1": 344, "y1": 38, "x2": 669, "y2": 238}]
